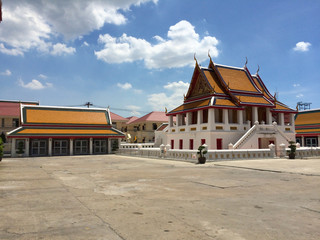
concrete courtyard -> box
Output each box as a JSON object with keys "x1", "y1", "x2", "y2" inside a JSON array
[{"x1": 0, "y1": 155, "x2": 320, "y2": 240}]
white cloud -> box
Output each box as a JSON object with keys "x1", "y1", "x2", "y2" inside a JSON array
[
  {"x1": 296, "y1": 93, "x2": 304, "y2": 98},
  {"x1": 82, "y1": 41, "x2": 89, "y2": 47},
  {"x1": 0, "y1": 69, "x2": 12, "y2": 76},
  {"x1": 38, "y1": 74, "x2": 48, "y2": 79},
  {"x1": 0, "y1": 0, "x2": 157, "y2": 55},
  {"x1": 95, "y1": 20, "x2": 219, "y2": 69},
  {"x1": 127, "y1": 105, "x2": 142, "y2": 116},
  {"x1": 293, "y1": 41, "x2": 311, "y2": 52},
  {"x1": 18, "y1": 78, "x2": 53, "y2": 90},
  {"x1": 148, "y1": 81, "x2": 189, "y2": 111},
  {"x1": 117, "y1": 82, "x2": 132, "y2": 90},
  {"x1": 0, "y1": 43, "x2": 24, "y2": 56},
  {"x1": 293, "y1": 83, "x2": 300, "y2": 87},
  {"x1": 50, "y1": 43, "x2": 76, "y2": 56}
]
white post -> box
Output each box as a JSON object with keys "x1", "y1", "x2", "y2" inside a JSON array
[
  {"x1": 169, "y1": 116, "x2": 173, "y2": 127},
  {"x1": 290, "y1": 113, "x2": 295, "y2": 126},
  {"x1": 160, "y1": 144, "x2": 165, "y2": 158},
  {"x1": 279, "y1": 113, "x2": 284, "y2": 126},
  {"x1": 223, "y1": 109, "x2": 229, "y2": 124},
  {"x1": 70, "y1": 139, "x2": 73, "y2": 155},
  {"x1": 186, "y1": 112, "x2": 191, "y2": 126},
  {"x1": 266, "y1": 108, "x2": 272, "y2": 124},
  {"x1": 89, "y1": 138, "x2": 93, "y2": 155},
  {"x1": 108, "y1": 139, "x2": 112, "y2": 154},
  {"x1": 198, "y1": 110, "x2": 203, "y2": 125},
  {"x1": 269, "y1": 143, "x2": 276, "y2": 158},
  {"x1": 279, "y1": 143, "x2": 286, "y2": 158},
  {"x1": 208, "y1": 108, "x2": 215, "y2": 130},
  {"x1": 48, "y1": 138, "x2": 52, "y2": 156},
  {"x1": 237, "y1": 110, "x2": 243, "y2": 125},
  {"x1": 11, "y1": 138, "x2": 16, "y2": 157},
  {"x1": 252, "y1": 107, "x2": 258, "y2": 123},
  {"x1": 25, "y1": 139, "x2": 29, "y2": 157}
]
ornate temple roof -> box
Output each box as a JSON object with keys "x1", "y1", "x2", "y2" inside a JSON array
[
  {"x1": 167, "y1": 57, "x2": 296, "y2": 115},
  {"x1": 8, "y1": 105, "x2": 124, "y2": 138}
]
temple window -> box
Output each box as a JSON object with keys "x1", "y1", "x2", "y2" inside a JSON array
[{"x1": 153, "y1": 123, "x2": 157, "y2": 130}]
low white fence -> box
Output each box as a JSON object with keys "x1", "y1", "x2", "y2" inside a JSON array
[{"x1": 118, "y1": 143, "x2": 320, "y2": 162}]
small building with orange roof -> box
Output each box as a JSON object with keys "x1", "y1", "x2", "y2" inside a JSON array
[
  {"x1": 7, "y1": 105, "x2": 124, "y2": 157},
  {"x1": 164, "y1": 57, "x2": 296, "y2": 150},
  {"x1": 295, "y1": 109, "x2": 320, "y2": 147}
]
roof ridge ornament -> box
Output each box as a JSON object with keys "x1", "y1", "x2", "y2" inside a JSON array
[
  {"x1": 256, "y1": 65, "x2": 260, "y2": 75},
  {"x1": 194, "y1": 53, "x2": 197, "y2": 63},
  {"x1": 244, "y1": 57, "x2": 248, "y2": 68}
]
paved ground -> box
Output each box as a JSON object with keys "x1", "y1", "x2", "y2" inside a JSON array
[{"x1": 0, "y1": 155, "x2": 320, "y2": 240}]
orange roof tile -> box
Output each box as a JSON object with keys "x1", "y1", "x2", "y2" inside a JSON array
[
  {"x1": 274, "y1": 102, "x2": 295, "y2": 111},
  {"x1": 216, "y1": 66, "x2": 259, "y2": 93},
  {"x1": 295, "y1": 110, "x2": 320, "y2": 126},
  {"x1": 9, "y1": 127, "x2": 124, "y2": 137},
  {"x1": 202, "y1": 70, "x2": 225, "y2": 94},
  {"x1": 23, "y1": 106, "x2": 110, "y2": 125},
  {"x1": 236, "y1": 95, "x2": 272, "y2": 105}
]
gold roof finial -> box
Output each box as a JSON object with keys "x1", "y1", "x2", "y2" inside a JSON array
[
  {"x1": 256, "y1": 64, "x2": 260, "y2": 75},
  {"x1": 208, "y1": 49, "x2": 211, "y2": 59},
  {"x1": 165, "y1": 107, "x2": 167, "y2": 114}
]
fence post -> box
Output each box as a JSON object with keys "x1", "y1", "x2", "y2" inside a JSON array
[
  {"x1": 160, "y1": 144, "x2": 165, "y2": 158},
  {"x1": 279, "y1": 143, "x2": 286, "y2": 158},
  {"x1": 269, "y1": 143, "x2": 276, "y2": 158}
]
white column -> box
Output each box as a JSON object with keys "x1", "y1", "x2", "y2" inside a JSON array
[
  {"x1": 223, "y1": 109, "x2": 229, "y2": 124},
  {"x1": 290, "y1": 113, "x2": 295, "y2": 126},
  {"x1": 208, "y1": 108, "x2": 215, "y2": 130},
  {"x1": 108, "y1": 139, "x2": 112, "y2": 154},
  {"x1": 186, "y1": 112, "x2": 191, "y2": 126},
  {"x1": 252, "y1": 107, "x2": 258, "y2": 124},
  {"x1": 70, "y1": 139, "x2": 73, "y2": 155},
  {"x1": 301, "y1": 136, "x2": 304, "y2": 147},
  {"x1": 177, "y1": 114, "x2": 181, "y2": 126},
  {"x1": 25, "y1": 139, "x2": 29, "y2": 157},
  {"x1": 237, "y1": 110, "x2": 243, "y2": 125},
  {"x1": 279, "y1": 113, "x2": 284, "y2": 126},
  {"x1": 48, "y1": 138, "x2": 52, "y2": 156},
  {"x1": 169, "y1": 116, "x2": 173, "y2": 127},
  {"x1": 266, "y1": 108, "x2": 272, "y2": 124},
  {"x1": 198, "y1": 110, "x2": 203, "y2": 125},
  {"x1": 90, "y1": 138, "x2": 93, "y2": 155},
  {"x1": 11, "y1": 138, "x2": 16, "y2": 157}
]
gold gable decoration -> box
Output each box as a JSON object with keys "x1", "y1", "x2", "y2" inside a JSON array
[{"x1": 188, "y1": 75, "x2": 212, "y2": 99}]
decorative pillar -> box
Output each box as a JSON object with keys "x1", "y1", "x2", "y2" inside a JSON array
[
  {"x1": 301, "y1": 136, "x2": 304, "y2": 147},
  {"x1": 252, "y1": 107, "x2": 258, "y2": 124},
  {"x1": 223, "y1": 109, "x2": 229, "y2": 124},
  {"x1": 48, "y1": 138, "x2": 52, "y2": 156},
  {"x1": 70, "y1": 139, "x2": 73, "y2": 155},
  {"x1": 237, "y1": 110, "x2": 243, "y2": 125},
  {"x1": 25, "y1": 139, "x2": 29, "y2": 157},
  {"x1": 208, "y1": 108, "x2": 215, "y2": 130},
  {"x1": 279, "y1": 113, "x2": 284, "y2": 126},
  {"x1": 90, "y1": 138, "x2": 93, "y2": 155},
  {"x1": 266, "y1": 108, "x2": 272, "y2": 125}
]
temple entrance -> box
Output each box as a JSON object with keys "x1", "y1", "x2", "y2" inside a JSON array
[{"x1": 258, "y1": 138, "x2": 276, "y2": 149}]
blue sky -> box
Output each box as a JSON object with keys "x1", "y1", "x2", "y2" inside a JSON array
[{"x1": 0, "y1": 0, "x2": 319, "y2": 117}]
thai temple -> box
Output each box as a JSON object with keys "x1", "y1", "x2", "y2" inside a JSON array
[
  {"x1": 7, "y1": 105, "x2": 124, "y2": 157},
  {"x1": 163, "y1": 56, "x2": 297, "y2": 150}
]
